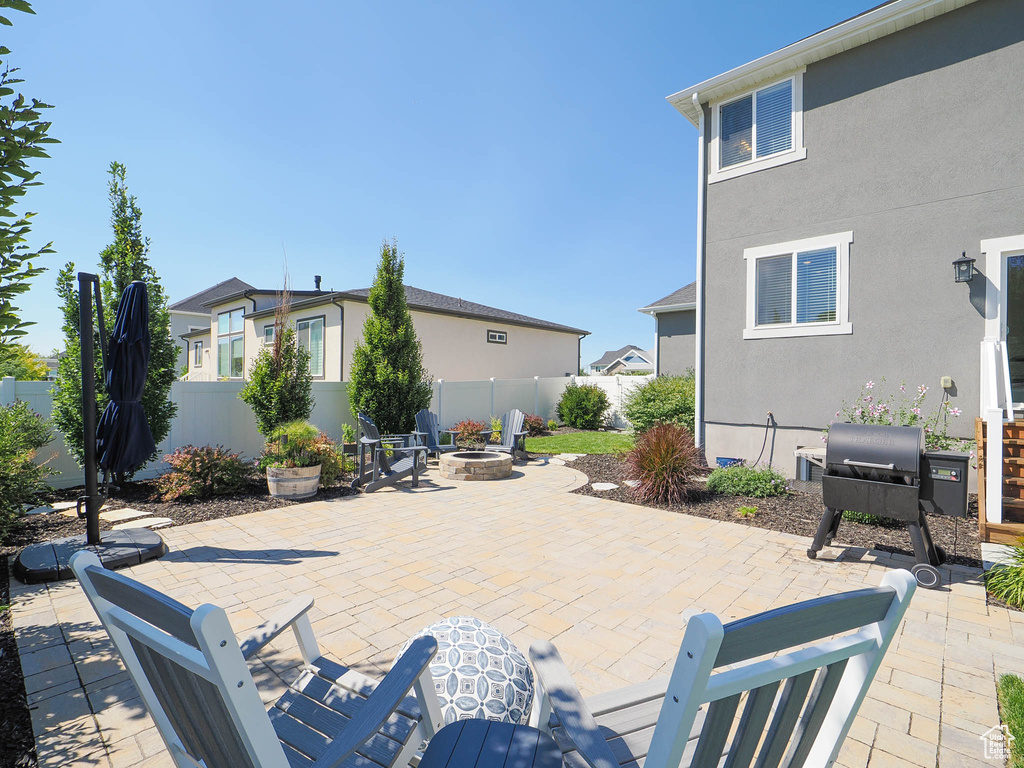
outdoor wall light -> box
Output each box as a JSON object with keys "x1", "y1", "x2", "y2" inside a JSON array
[{"x1": 952, "y1": 251, "x2": 976, "y2": 283}]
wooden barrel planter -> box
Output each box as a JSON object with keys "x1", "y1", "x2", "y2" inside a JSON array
[{"x1": 266, "y1": 464, "x2": 321, "y2": 499}]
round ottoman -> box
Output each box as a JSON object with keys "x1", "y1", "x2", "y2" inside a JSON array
[{"x1": 400, "y1": 616, "x2": 534, "y2": 724}]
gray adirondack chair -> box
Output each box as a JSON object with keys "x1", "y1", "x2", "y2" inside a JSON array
[
  {"x1": 486, "y1": 408, "x2": 529, "y2": 464},
  {"x1": 529, "y1": 570, "x2": 915, "y2": 768},
  {"x1": 413, "y1": 409, "x2": 460, "y2": 461},
  {"x1": 353, "y1": 413, "x2": 428, "y2": 493},
  {"x1": 70, "y1": 551, "x2": 444, "y2": 768}
]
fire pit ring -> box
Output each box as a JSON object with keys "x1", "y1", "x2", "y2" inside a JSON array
[{"x1": 439, "y1": 451, "x2": 513, "y2": 481}]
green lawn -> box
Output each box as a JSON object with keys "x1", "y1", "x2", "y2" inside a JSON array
[
  {"x1": 999, "y1": 674, "x2": 1024, "y2": 768},
  {"x1": 525, "y1": 431, "x2": 633, "y2": 455}
]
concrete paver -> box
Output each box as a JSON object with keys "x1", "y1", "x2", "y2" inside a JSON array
[{"x1": 9, "y1": 461, "x2": 1015, "y2": 767}]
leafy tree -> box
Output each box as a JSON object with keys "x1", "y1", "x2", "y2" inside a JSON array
[
  {"x1": 0, "y1": 0, "x2": 57, "y2": 348},
  {"x1": 52, "y1": 163, "x2": 177, "y2": 471},
  {"x1": 0, "y1": 342, "x2": 46, "y2": 379},
  {"x1": 239, "y1": 288, "x2": 314, "y2": 435},
  {"x1": 348, "y1": 239, "x2": 431, "y2": 434}
]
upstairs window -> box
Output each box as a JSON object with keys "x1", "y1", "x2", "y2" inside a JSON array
[
  {"x1": 263, "y1": 325, "x2": 275, "y2": 345},
  {"x1": 711, "y1": 73, "x2": 805, "y2": 183},
  {"x1": 743, "y1": 232, "x2": 853, "y2": 339},
  {"x1": 296, "y1": 317, "x2": 325, "y2": 377},
  {"x1": 216, "y1": 309, "x2": 244, "y2": 378},
  {"x1": 487, "y1": 330, "x2": 507, "y2": 345}
]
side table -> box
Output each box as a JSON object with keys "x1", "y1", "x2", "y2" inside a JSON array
[{"x1": 419, "y1": 720, "x2": 562, "y2": 768}]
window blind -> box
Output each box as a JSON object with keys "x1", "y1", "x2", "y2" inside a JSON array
[
  {"x1": 756, "y1": 254, "x2": 792, "y2": 325},
  {"x1": 755, "y1": 81, "x2": 792, "y2": 158},
  {"x1": 309, "y1": 319, "x2": 324, "y2": 377},
  {"x1": 796, "y1": 247, "x2": 837, "y2": 323},
  {"x1": 720, "y1": 95, "x2": 752, "y2": 168}
]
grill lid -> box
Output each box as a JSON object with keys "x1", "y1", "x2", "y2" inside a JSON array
[{"x1": 825, "y1": 422, "x2": 924, "y2": 476}]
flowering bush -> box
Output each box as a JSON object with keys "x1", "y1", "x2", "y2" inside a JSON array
[
  {"x1": 523, "y1": 414, "x2": 545, "y2": 436},
  {"x1": 824, "y1": 379, "x2": 973, "y2": 455},
  {"x1": 451, "y1": 419, "x2": 488, "y2": 446},
  {"x1": 158, "y1": 445, "x2": 251, "y2": 501},
  {"x1": 706, "y1": 463, "x2": 788, "y2": 497}
]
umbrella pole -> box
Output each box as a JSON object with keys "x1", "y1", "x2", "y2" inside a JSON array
[{"x1": 79, "y1": 272, "x2": 102, "y2": 545}]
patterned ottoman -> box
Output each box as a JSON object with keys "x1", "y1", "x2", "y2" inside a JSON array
[{"x1": 400, "y1": 616, "x2": 534, "y2": 725}]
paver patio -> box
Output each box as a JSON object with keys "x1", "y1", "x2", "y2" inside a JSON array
[{"x1": 9, "y1": 460, "x2": 1023, "y2": 768}]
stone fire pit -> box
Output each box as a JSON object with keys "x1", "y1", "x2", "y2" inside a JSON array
[{"x1": 439, "y1": 451, "x2": 513, "y2": 481}]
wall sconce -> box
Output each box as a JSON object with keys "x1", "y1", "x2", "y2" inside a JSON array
[{"x1": 952, "y1": 251, "x2": 976, "y2": 283}]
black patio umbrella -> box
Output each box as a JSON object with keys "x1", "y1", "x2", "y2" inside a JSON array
[{"x1": 96, "y1": 280, "x2": 156, "y2": 477}]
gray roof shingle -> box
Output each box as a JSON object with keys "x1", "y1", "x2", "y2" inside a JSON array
[
  {"x1": 338, "y1": 285, "x2": 588, "y2": 335},
  {"x1": 169, "y1": 277, "x2": 255, "y2": 314},
  {"x1": 641, "y1": 281, "x2": 696, "y2": 311}
]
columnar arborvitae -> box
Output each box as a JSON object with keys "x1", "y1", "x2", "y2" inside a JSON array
[
  {"x1": 348, "y1": 239, "x2": 432, "y2": 434},
  {"x1": 52, "y1": 162, "x2": 177, "y2": 471}
]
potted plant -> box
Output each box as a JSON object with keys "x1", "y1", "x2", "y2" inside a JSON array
[{"x1": 259, "y1": 421, "x2": 343, "y2": 499}]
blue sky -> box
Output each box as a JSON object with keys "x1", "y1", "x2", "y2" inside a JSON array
[{"x1": 10, "y1": 0, "x2": 869, "y2": 366}]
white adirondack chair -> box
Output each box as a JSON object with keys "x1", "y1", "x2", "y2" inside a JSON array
[
  {"x1": 70, "y1": 551, "x2": 444, "y2": 768},
  {"x1": 530, "y1": 570, "x2": 915, "y2": 768}
]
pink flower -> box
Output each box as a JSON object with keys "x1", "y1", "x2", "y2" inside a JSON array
[
  {"x1": 864, "y1": 395, "x2": 873, "y2": 403},
  {"x1": 835, "y1": 411, "x2": 840, "y2": 418},
  {"x1": 900, "y1": 384, "x2": 907, "y2": 392},
  {"x1": 918, "y1": 385, "x2": 928, "y2": 394},
  {"x1": 949, "y1": 407, "x2": 962, "y2": 417},
  {"x1": 865, "y1": 380, "x2": 875, "y2": 390},
  {"x1": 821, "y1": 434, "x2": 828, "y2": 443},
  {"x1": 854, "y1": 407, "x2": 862, "y2": 416},
  {"x1": 912, "y1": 407, "x2": 921, "y2": 416}
]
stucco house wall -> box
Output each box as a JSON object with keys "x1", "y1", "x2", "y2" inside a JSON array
[
  {"x1": 343, "y1": 302, "x2": 580, "y2": 381},
  {"x1": 655, "y1": 309, "x2": 696, "y2": 376},
  {"x1": 169, "y1": 311, "x2": 208, "y2": 373},
  {"x1": 698, "y1": 0, "x2": 1023, "y2": 475}
]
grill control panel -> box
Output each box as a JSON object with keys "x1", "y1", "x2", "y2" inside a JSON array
[
  {"x1": 928, "y1": 466, "x2": 961, "y2": 482},
  {"x1": 919, "y1": 451, "x2": 970, "y2": 518}
]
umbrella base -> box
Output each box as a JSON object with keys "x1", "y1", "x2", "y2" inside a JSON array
[{"x1": 13, "y1": 529, "x2": 168, "y2": 584}]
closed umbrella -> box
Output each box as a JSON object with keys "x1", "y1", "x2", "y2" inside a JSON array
[{"x1": 96, "y1": 280, "x2": 156, "y2": 476}]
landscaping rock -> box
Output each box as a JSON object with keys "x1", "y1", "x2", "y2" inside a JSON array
[
  {"x1": 99, "y1": 508, "x2": 149, "y2": 523},
  {"x1": 591, "y1": 482, "x2": 619, "y2": 491},
  {"x1": 623, "y1": 480, "x2": 640, "y2": 488},
  {"x1": 24, "y1": 506, "x2": 54, "y2": 516},
  {"x1": 111, "y1": 517, "x2": 174, "y2": 530}
]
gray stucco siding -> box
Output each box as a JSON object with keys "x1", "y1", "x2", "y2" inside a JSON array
[
  {"x1": 701, "y1": 0, "x2": 1024, "y2": 439},
  {"x1": 656, "y1": 309, "x2": 696, "y2": 375}
]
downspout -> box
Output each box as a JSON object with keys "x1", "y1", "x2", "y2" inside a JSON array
[
  {"x1": 578, "y1": 335, "x2": 583, "y2": 376},
  {"x1": 331, "y1": 296, "x2": 345, "y2": 381},
  {"x1": 692, "y1": 93, "x2": 707, "y2": 455}
]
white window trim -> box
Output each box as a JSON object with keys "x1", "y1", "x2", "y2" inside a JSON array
[
  {"x1": 743, "y1": 231, "x2": 853, "y2": 340},
  {"x1": 709, "y1": 70, "x2": 806, "y2": 184}
]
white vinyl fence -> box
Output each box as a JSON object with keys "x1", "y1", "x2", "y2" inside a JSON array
[{"x1": 2, "y1": 374, "x2": 652, "y2": 489}]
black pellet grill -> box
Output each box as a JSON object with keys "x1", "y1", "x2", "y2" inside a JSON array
[{"x1": 806, "y1": 422, "x2": 970, "y2": 589}]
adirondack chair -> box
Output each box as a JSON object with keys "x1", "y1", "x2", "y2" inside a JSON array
[
  {"x1": 486, "y1": 408, "x2": 529, "y2": 464},
  {"x1": 413, "y1": 409, "x2": 460, "y2": 461},
  {"x1": 353, "y1": 413, "x2": 429, "y2": 493},
  {"x1": 529, "y1": 570, "x2": 916, "y2": 768},
  {"x1": 70, "y1": 551, "x2": 444, "y2": 768}
]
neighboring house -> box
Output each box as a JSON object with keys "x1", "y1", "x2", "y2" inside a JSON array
[
  {"x1": 589, "y1": 345, "x2": 653, "y2": 375},
  {"x1": 666, "y1": 0, "x2": 1024, "y2": 548},
  {"x1": 177, "y1": 278, "x2": 588, "y2": 382},
  {"x1": 169, "y1": 277, "x2": 254, "y2": 376},
  {"x1": 638, "y1": 282, "x2": 696, "y2": 375}
]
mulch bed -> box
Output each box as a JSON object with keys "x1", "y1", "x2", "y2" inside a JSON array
[
  {"x1": 1, "y1": 557, "x2": 35, "y2": 768},
  {"x1": 0, "y1": 479, "x2": 359, "y2": 562},
  {"x1": 565, "y1": 453, "x2": 983, "y2": 569}
]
